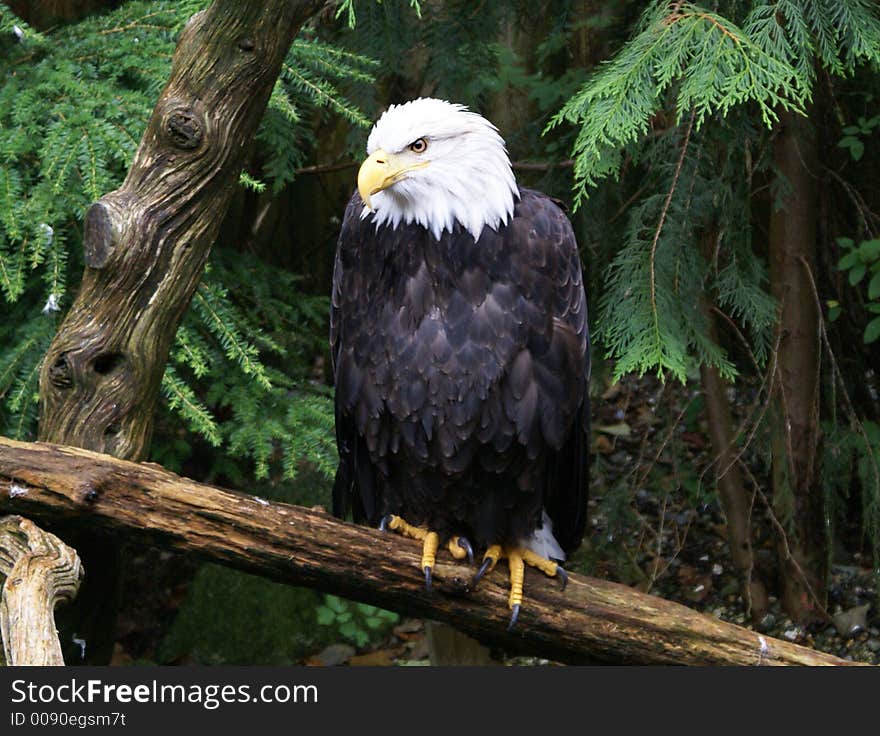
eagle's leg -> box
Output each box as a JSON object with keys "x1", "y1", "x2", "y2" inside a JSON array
[
  {"x1": 379, "y1": 515, "x2": 475, "y2": 590},
  {"x1": 471, "y1": 545, "x2": 568, "y2": 630}
]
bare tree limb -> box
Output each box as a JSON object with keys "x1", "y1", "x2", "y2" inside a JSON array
[{"x1": 0, "y1": 436, "x2": 862, "y2": 666}]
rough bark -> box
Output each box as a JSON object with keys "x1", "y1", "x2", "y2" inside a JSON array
[
  {"x1": 0, "y1": 436, "x2": 861, "y2": 666},
  {"x1": 33, "y1": 0, "x2": 321, "y2": 662},
  {"x1": 768, "y1": 110, "x2": 826, "y2": 622},
  {"x1": 38, "y1": 0, "x2": 321, "y2": 458},
  {"x1": 0, "y1": 515, "x2": 84, "y2": 666}
]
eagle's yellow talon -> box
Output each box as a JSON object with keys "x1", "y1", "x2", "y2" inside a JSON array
[
  {"x1": 380, "y1": 515, "x2": 471, "y2": 590},
  {"x1": 422, "y1": 531, "x2": 439, "y2": 590},
  {"x1": 471, "y1": 545, "x2": 568, "y2": 630},
  {"x1": 386, "y1": 515, "x2": 428, "y2": 541},
  {"x1": 522, "y1": 548, "x2": 559, "y2": 577},
  {"x1": 473, "y1": 544, "x2": 502, "y2": 586},
  {"x1": 422, "y1": 531, "x2": 439, "y2": 570}
]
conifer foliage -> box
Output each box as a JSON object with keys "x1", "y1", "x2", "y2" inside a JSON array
[
  {"x1": 550, "y1": 0, "x2": 880, "y2": 596},
  {"x1": 553, "y1": 0, "x2": 880, "y2": 382}
]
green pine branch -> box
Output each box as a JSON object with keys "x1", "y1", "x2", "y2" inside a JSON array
[{"x1": 548, "y1": 0, "x2": 807, "y2": 204}]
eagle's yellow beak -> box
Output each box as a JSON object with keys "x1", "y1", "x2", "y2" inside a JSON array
[{"x1": 357, "y1": 149, "x2": 428, "y2": 210}]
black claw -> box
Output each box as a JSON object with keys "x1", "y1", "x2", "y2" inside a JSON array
[
  {"x1": 457, "y1": 537, "x2": 474, "y2": 565},
  {"x1": 556, "y1": 565, "x2": 568, "y2": 592},
  {"x1": 378, "y1": 515, "x2": 392, "y2": 532},
  {"x1": 472, "y1": 557, "x2": 494, "y2": 587},
  {"x1": 424, "y1": 565, "x2": 433, "y2": 592},
  {"x1": 507, "y1": 604, "x2": 521, "y2": 632}
]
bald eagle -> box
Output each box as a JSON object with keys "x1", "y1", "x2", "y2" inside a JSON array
[{"x1": 331, "y1": 98, "x2": 590, "y2": 628}]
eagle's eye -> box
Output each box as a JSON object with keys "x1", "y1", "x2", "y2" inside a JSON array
[{"x1": 408, "y1": 137, "x2": 428, "y2": 154}]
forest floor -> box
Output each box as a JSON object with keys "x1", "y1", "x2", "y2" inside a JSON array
[{"x1": 107, "y1": 369, "x2": 878, "y2": 666}]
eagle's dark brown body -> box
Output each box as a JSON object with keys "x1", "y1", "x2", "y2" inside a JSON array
[{"x1": 331, "y1": 188, "x2": 590, "y2": 555}]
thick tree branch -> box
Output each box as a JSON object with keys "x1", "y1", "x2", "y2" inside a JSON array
[{"x1": 0, "y1": 436, "x2": 861, "y2": 666}]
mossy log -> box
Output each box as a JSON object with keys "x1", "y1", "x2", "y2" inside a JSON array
[
  {"x1": 0, "y1": 436, "x2": 864, "y2": 666},
  {"x1": 0, "y1": 515, "x2": 84, "y2": 666}
]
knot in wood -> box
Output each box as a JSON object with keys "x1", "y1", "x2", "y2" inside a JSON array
[
  {"x1": 49, "y1": 355, "x2": 73, "y2": 390},
  {"x1": 237, "y1": 37, "x2": 255, "y2": 52},
  {"x1": 164, "y1": 109, "x2": 203, "y2": 150},
  {"x1": 446, "y1": 575, "x2": 472, "y2": 596},
  {"x1": 78, "y1": 485, "x2": 100, "y2": 505}
]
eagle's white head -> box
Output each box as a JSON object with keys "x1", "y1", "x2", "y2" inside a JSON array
[{"x1": 357, "y1": 98, "x2": 518, "y2": 241}]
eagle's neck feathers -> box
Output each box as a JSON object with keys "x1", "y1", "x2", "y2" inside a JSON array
[{"x1": 359, "y1": 98, "x2": 518, "y2": 242}]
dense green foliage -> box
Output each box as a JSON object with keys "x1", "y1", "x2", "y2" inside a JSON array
[
  {"x1": 157, "y1": 563, "x2": 338, "y2": 664},
  {"x1": 555, "y1": 0, "x2": 880, "y2": 383},
  {"x1": 835, "y1": 235, "x2": 880, "y2": 345},
  {"x1": 550, "y1": 0, "x2": 880, "y2": 576}
]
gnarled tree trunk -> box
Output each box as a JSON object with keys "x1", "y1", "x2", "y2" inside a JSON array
[{"x1": 34, "y1": 0, "x2": 321, "y2": 662}]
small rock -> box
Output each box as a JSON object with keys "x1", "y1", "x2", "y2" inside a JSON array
[
  {"x1": 712, "y1": 563, "x2": 723, "y2": 576},
  {"x1": 719, "y1": 580, "x2": 739, "y2": 597},
  {"x1": 832, "y1": 604, "x2": 870, "y2": 637},
  {"x1": 783, "y1": 629, "x2": 800, "y2": 641},
  {"x1": 393, "y1": 620, "x2": 423, "y2": 636},
  {"x1": 866, "y1": 639, "x2": 880, "y2": 653}
]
